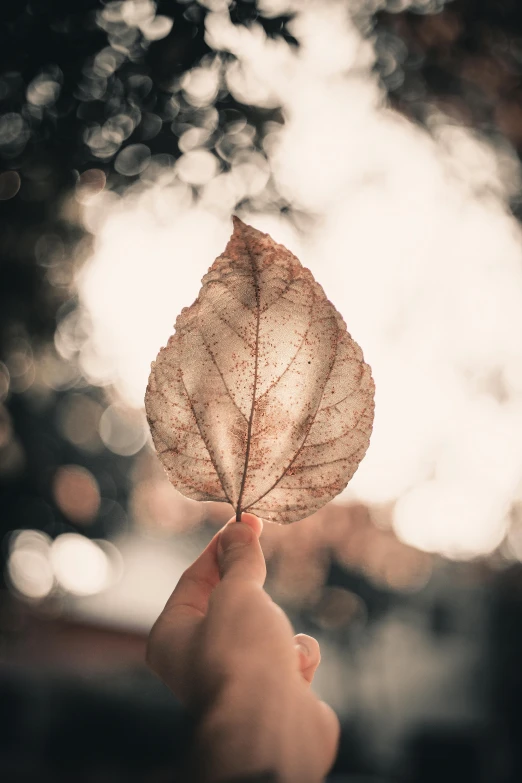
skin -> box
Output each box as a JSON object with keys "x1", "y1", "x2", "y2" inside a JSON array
[{"x1": 147, "y1": 513, "x2": 340, "y2": 783}]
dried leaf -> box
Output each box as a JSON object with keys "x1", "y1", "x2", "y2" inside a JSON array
[{"x1": 145, "y1": 217, "x2": 375, "y2": 523}]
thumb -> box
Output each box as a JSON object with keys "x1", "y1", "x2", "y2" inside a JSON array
[{"x1": 217, "y1": 514, "x2": 266, "y2": 586}]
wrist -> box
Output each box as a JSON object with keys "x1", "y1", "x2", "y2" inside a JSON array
[{"x1": 192, "y1": 675, "x2": 286, "y2": 783}]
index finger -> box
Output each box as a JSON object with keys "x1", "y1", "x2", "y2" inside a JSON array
[
  {"x1": 146, "y1": 519, "x2": 228, "y2": 689},
  {"x1": 147, "y1": 514, "x2": 263, "y2": 701}
]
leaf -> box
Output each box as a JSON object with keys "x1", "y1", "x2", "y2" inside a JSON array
[{"x1": 145, "y1": 217, "x2": 375, "y2": 524}]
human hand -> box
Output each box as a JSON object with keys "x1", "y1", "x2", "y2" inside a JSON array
[{"x1": 146, "y1": 513, "x2": 340, "y2": 783}]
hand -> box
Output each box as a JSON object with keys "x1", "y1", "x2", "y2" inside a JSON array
[{"x1": 147, "y1": 513, "x2": 340, "y2": 783}]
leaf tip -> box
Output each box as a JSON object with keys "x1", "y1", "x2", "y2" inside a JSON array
[{"x1": 231, "y1": 214, "x2": 246, "y2": 232}]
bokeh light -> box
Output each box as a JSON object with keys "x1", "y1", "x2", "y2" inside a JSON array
[
  {"x1": 75, "y1": 169, "x2": 106, "y2": 204},
  {"x1": 99, "y1": 403, "x2": 148, "y2": 456},
  {"x1": 7, "y1": 529, "x2": 122, "y2": 601},
  {"x1": 50, "y1": 533, "x2": 113, "y2": 596},
  {"x1": 394, "y1": 480, "x2": 510, "y2": 560},
  {"x1": 53, "y1": 465, "x2": 101, "y2": 524},
  {"x1": 0, "y1": 170, "x2": 21, "y2": 200},
  {"x1": 5, "y1": 337, "x2": 35, "y2": 393},
  {"x1": 7, "y1": 530, "x2": 55, "y2": 600},
  {"x1": 114, "y1": 143, "x2": 151, "y2": 176},
  {"x1": 310, "y1": 586, "x2": 366, "y2": 631},
  {"x1": 57, "y1": 394, "x2": 104, "y2": 453}
]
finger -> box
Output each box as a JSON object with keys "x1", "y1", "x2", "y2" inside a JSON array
[
  {"x1": 236, "y1": 512, "x2": 263, "y2": 538},
  {"x1": 147, "y1": 515, "x2": 261, "y2": 690},
  {"x1": 294, "y1": 633, "x2": 321, "y2": 685},
  {"x1": 163, "y1": 514, "x2": 263, "y2": 619},
  {"x1": 162, "y1": 531, "x2": 221, "y2": 620},
  {"x1": 147, "y1": 525, "x2": 223, "y2": 682},
  {"x1": 217, "y1": 514, "x2": 266, "y2": 586}
]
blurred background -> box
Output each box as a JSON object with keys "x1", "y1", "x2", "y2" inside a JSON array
[{"x1": 2, "y1": 0, "x2": 522, "y2": 780}]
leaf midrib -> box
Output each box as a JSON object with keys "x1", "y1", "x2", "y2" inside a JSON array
[{"x1": 235, "y1": 224, "x2": 260, "y2": 520}]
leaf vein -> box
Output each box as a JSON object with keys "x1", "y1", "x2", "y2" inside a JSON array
[
  {"x1": 179, "y1": 371, "x2": 233, "y2": 505},
  {"x1": 159, "y1": 447, "x2": 216, "y2": 466},
  {"x1": 206, "y1": 278, "x2": 255, "y2": 313},
  {"x1": 197, "y1": 326, "x2": 249, "y2": 424},
  {"x1": 301, "y1": 407, "x2": 369, "y2": 449},
  {"x1": 260, "y1": 275, "x2": 304, "y2": 314},
  {"x1": 206, "y1": 299, "x2": 254, "y2": 347},
  {"x1": 244, "y1": 316, "x2": 340, "y2": 511}
]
